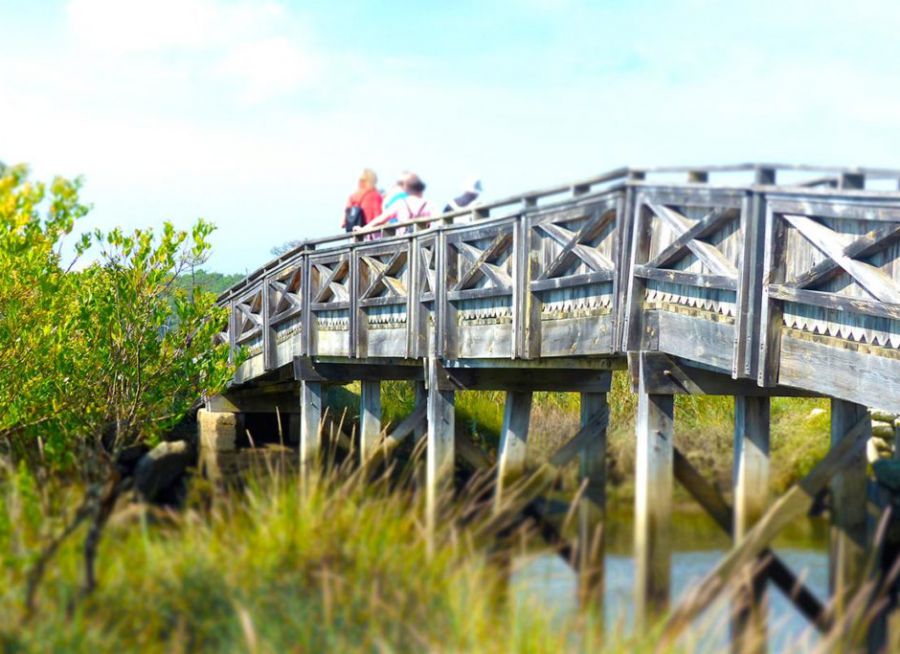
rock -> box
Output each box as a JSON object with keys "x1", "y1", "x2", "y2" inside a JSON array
[
  {"x1": 808, "y1": 407, "x2": 827, "y2": 420},
  {"x1": 873, "y1": 421, "x2": 896, "y2": 440},
  {"x1": 870, "y1": 409, "x2": 897, "y2": 423},
  {"x1": 134, "y1": 440, "x2": 195, "y2": 504}
]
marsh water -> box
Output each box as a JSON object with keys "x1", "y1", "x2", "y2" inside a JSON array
[{"x1": 512, "y1": 506, "x2": 829, "y2": 653}]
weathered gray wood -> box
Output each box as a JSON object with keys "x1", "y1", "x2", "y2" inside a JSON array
[
  {"x1": 624, "y1": 200, "x2": 654, "y2": 350},
  {"x1": 782, "y1": 213, "x2": 900, "y2": 304},
  {"x1": 633, "y1": 264, "x2": 737, "y2": 291},
  {"x1": 732, "y1": 396, "x2": 771, "y2": 654},
  {"x1": 628, "y1": 352, "x2": 815, "y2": 397},
  {"x1": 578, "y1": 392, "x2": 608, "y2": 611},
  {"x1": 672, "y1": 447, "x2": 829, "y2": 632},
  {"x1": 359, "y1": 380, "x2": 381, "y2": 462},
  {"x1": 495, "y1": 391, "x2": 533, "y2": 507},
  {"x1": 757, "y1": 205, "x2": 788, "y2": 386},
  {"x1": 778, "y1": 335, "x2": 900, "y2": 415},
  {"x1": 426, "y1": 358, "x2": 455, "y2": 548},
  {"x1": 787, "y1": 223, "x2": 900, "y2": 290},
  {"x1": 655, "y1": 310, "x2": 735, "y2": 373},
  {"x1": 829, "y1": 400, "x2": 871, "y2": 621},
  {"x1": 299, "y1": 380, "x2": 322, "y2": 485},
  {"x1": 634, "y1": 356, "x2": 675, "y2": 630},
  {"x1": 662, "y1": 412, "x2": 871, "y2": 642},
  {"x1": 767, "y1": 284, "x2": 900, "y2": 321}
]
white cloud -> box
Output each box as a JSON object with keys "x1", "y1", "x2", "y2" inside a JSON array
[
  {"x1": 216, "y1": 37, "x2": 320, "y2": 104},
  {"x1": 65, "y1": 0, "x2": 286, "y2": 53}
]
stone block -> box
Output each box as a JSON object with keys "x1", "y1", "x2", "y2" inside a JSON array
[{"x1": 197, "y1": 409, "x2": 239, "y2": 452}]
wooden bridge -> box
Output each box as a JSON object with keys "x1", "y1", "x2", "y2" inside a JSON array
[{"x1": 207, "y1": 163, "x2": 900, "y2": 649}]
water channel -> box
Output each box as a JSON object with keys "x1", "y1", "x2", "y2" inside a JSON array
[{"x1": 512, "y1": 507, "x2": 829, "y2": 652}]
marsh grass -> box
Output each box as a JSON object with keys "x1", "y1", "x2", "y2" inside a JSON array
[
  {"x1": 358, "y1": 373, "x2": 830, "y2": 505},
  {"x1": 1, "y1": 456, "x2": 685, "y2": 653}
]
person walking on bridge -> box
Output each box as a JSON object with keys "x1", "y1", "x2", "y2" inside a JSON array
[
  {"x1": 342, "y1": 168, "x2": 383, "y2": 232},
  {"x1": 365, "y1": 172, "x2": 437, "y2": 232}
]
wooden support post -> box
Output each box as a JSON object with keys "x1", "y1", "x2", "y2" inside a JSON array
[
  {"x1": 829, "y1": 400, "x2": 871, "y2": 620},
  {"x1": 359, "y1": 380, "x2": 382, "y2": 463},
  {"x1": 634, "y1": 360, "x2": 675, "y2": 630},
  {"x1": 578, "y1": 392, "x2": 609, "y2": 612},
  {"x1": 426, "y1": 358, "x2": 455, "y2": 550},
  {"x1": 299, "y1": 380, "x2": 322, "y2": 487},
  {"x1": 732, "y1": 396, "x2": 771, "y2": 654},
  {"x1": 287, "y1": 412, "x2": 301, "y2": 445},
  {"x1": 495, "y1": 391, "x2": 533, "y2": 508},
  {"x1": 413, "y1": 380, "x2": 428, "y2": 488}
]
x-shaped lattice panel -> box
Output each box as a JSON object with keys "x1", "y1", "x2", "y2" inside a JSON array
[
  {"x1": 450, "y1": 230, "x2": 514, "y2": 293},
  {"x1": 311, "y1": 256, "x2": 351, "y2": 305},
  {"x1": 359, "y1": 250, "x2": 408, "y2": 301},
  {"x1": 234, "y1": 288, "x2": 264, "y2": 342},
  {"x1": 533, "y1": 207, "x2": 616, "y2": 282},
  {"x1": 781, "y1": 213, "x2": 900, "y2": 304},
  {"x1": 270, "y1": 266, "x2": 303, "y2": 323},
  {"x1": 643, "y1": 202, "x2": 740, "y2": 281}
]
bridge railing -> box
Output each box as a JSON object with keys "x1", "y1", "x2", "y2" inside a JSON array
[{"x1": 219, "y1": 164, "x2": 900, "y2": 409}]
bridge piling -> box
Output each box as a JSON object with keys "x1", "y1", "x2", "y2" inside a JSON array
[
  {"x1": 425, "y1": 358, "x2": 455, "y2": 550},
  {"x1": 359, "y1": 380, "x2": 382, "y2": 463},
  {"x1": 577, "y1": 392, "x2": 609, "y2": 612},
  {"x1": 299, "y1": 380, "x2": 323, "y2": 487},
  {"x1": 829, "y1": 400, "x2": 871, "y2": 633},
  {"x1": 732, "y1": 395, "x2": 771, "y2": 654},
  {"x1": 634, "y1": 356, "x2": 675, "y2": 630},
  {"x1": 495, "y1": 391, "x2": 533, "y2": 509}
]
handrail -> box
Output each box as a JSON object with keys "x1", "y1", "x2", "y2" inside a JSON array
[{"x1": 217, "y1": 162, "x2": 900, "y2": 303}]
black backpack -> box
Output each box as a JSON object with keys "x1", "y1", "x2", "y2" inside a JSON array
[{"x1": 344, "y1": 205, "x2": 365, "y2": 232}]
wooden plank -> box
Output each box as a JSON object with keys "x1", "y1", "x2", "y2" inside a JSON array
[
  {"x1": 767, "y1": 198, "x2": 900, "y2": 224},
  {"x1": 359, "y1": 381, "x2": 381, "y2": 463},
  {"x1": 578, "y1": 392, "x2": 609, "y2": 610},
  {"x1": 634, "y1": 265, "x2": 737, "y2": 291},
  {"x1": 634, "y1": 356, "x2": 675, "y2": 630},
  {"x1": 767, "y1": 284, "x2": 900, "y2": 321},
  {"x1": 521, "y1": 213, "x2": 543, "y2": 358},
  {"x1": 732, "y1": 396, "x2": 771, "y2": 654},
  {"x1": 495, "y1": 391, "x2": 533, "y2": 507},
  {"x1": 662, "y1": 413, "x2": 871, "y2": 642},
  {"x1": 829, "y1": 400, "x2": 870, "y2": 623},
  {"x1": 444, "y1": 367, "x2": 612, "y2": 394},
  {"x1": 778, "y1": 335, "x2": 900, "y2": 415},
  {"x1": 528, "y1": 269, "x2": 614, "y2": 293},
  {"x1": 757, "y1": 206, "x2": 788, "y2": 386},
  {"x1": 624, "y1": 200, "x2": 654, "y2": 350},
  {"x1": 656, "y1": 311, "x2": 735, "y2": 373},
  {"x1": 732, "y1": 192, "x2": 755, "y2": 380},
  {"x1": 426, "y1": 358, "x2": 455, "y2": 550}
]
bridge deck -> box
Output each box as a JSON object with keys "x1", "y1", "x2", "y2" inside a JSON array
[{"x1": 217, "y1": 162, "x2": 900, "y2": 411}]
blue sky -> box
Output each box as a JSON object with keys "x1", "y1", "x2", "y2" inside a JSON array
[{"x1": 2, "y1": 0, "x2": 899, "y2": 273}]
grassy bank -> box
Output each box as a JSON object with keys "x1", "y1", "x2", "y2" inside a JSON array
[{"x1": 1, "y1": 462, "x2": 674, "y2": 653}]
